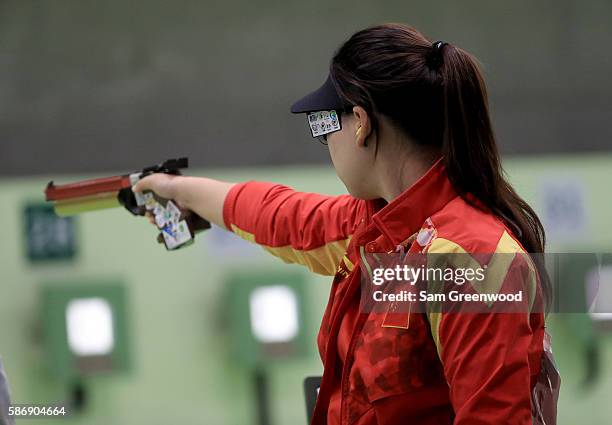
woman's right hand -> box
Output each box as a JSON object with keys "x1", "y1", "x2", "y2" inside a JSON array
[
  {"x1": 132, "y1": 173, "x2": 181, "y2": 201},
  {"x1": 132, "y1": 174, "x2": 235, "y2": 230},
  {"x1": 132, "y1": 173, "x2": 183, "y2": 226}
]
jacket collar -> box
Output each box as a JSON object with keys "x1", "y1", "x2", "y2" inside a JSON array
[{"x1": 366, "y1": 157, "x2": 457, "y2": 246}]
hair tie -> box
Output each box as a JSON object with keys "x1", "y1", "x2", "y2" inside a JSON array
[{"x1": 426, "y1": 40, "x2": 448, "y2": 70}]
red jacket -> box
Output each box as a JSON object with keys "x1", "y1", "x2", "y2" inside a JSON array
[{"x1": 223, "y1": 160, "x2": 552, "y2": 425}]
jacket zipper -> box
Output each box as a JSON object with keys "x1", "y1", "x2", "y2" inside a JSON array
[{"x1": 339, "y1": 246, "x2": 373, "y2": 424}]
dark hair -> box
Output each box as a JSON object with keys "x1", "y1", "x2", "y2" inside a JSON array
[{"x1": 330, "y1": 24, "x2": 550, "y2": 303}]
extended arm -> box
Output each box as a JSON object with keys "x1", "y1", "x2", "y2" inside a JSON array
[{"x1": 133, "y1": 175, "x2": 366, "y2": 275}]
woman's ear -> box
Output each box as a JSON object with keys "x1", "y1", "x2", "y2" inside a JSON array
[{"x1": 352, "y1": 106, "x2": 371, "y2": 148}]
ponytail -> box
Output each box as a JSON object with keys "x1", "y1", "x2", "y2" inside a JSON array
[
  {"x1": 439, "y1": 45, "x2": 546, "y2": 254},
  {"x1": 439, "y1": 44, "x2": 551, "y2": 311}
]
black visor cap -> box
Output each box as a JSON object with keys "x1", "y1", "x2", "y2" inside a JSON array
[{"x1": 290, "y1": 75, "x2": 350, "y2": 114}]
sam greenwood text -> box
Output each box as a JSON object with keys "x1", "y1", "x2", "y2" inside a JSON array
[{"x1": 372, "y1": 290, "x2": 524, "y2": 303}]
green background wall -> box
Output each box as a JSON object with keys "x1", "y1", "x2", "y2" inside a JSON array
[{"x1": 1, "y1": 153, "x2": 611, "y2": 424}]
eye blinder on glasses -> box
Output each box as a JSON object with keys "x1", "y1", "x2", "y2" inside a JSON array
[{"x1": 307, "y1": 110, "x2": 342, "y2": 146}]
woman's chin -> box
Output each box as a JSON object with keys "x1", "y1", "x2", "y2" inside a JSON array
[{"x1": 345, "y1": 186, "x2": 378, "y2": 201}]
